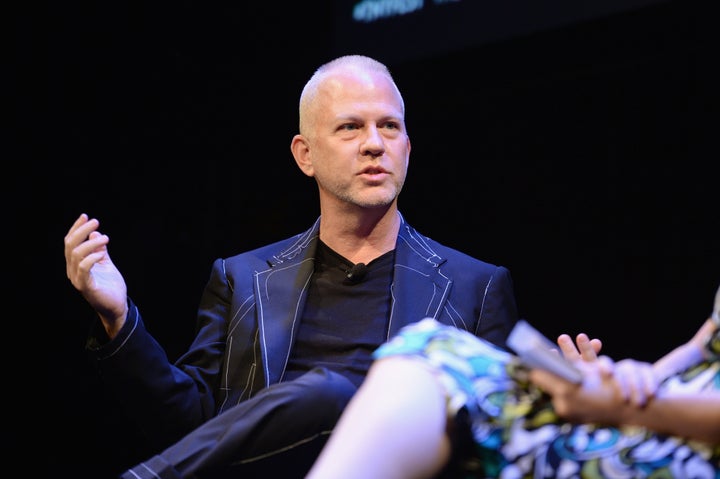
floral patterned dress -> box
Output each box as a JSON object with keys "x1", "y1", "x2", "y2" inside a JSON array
[{"x1": 373, "y1": 314, "x2": 720, "y2": 478}]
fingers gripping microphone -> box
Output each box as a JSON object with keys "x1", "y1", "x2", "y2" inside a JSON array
[{"x1": 346, "y1": 263, "x2": 367, "y2": 283}]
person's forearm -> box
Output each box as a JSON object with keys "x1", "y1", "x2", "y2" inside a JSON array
[
  {"x1": 100, "y1": 307, "x2": 128, "y2": 339},
  {"x1": 652, "y1": 336, "x2": 707, "y2": 383},
  {"x1": 619, "y1": 391, "x2": 720, "y2": 444},
  {"x1": 531, "y1": 362, "x2": 720, "y2": 444}
]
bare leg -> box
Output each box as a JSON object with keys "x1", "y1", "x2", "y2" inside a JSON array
[{"x1": 305, "y1": 357, "x2": 451, "y2": 479}]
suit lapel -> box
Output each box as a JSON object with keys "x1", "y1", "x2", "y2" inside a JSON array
[
  {"x1": 251, "y1": 215, "x2": 453, "y2": 384},
  {"x1": 255, "y1": 223, "x2": 319, "y2": 385},
  {"x1": 388, "y1": 226, "x2": 451, "y2": 337}
]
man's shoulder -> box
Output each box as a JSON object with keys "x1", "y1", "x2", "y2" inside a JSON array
[
  {"x1": 402, "y1": 223, "x2": 500, "y2": 269},
  {"x1": 222, "y1": 229, "x2": 316, "y2": 267},
  {"x1": 428, "y1": 238, "x2": 502, "y2": 270}
]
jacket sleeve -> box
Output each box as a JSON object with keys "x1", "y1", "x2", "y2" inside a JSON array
[
  {"x1": 86, "y1": 259, "x2": 232, "y2": 449},
  {"x1": 474, "y1": 265, "x2": 519, "y2": 350}
]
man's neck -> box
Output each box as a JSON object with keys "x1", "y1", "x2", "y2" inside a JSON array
[{"x1": 318, "y1": 207, "x2": 400, "y2": 265}]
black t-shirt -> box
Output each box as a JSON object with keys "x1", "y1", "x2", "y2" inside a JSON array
[{"x1": 284, "y1": 241, "x2": 395, "y2": 388}]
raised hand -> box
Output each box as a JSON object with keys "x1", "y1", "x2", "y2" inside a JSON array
[
  {"x1": 64, "y1": 213, "x2": 128, "y2": 337},
  {"x1": 556, "y1": 333, "x2": 602, "y2": 361}
]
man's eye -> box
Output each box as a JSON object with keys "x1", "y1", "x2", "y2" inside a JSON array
[{"x1": 340, "y1": 124, "x2": 358, "y2": 131}]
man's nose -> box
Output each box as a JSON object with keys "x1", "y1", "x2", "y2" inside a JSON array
[{"x1": 361, "y1": 126, "x2": 385, "y2": 157}]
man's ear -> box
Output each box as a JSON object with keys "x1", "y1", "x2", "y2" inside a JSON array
[{"x1": 291, "y1": 134, "x2": 314, "y2": 177}]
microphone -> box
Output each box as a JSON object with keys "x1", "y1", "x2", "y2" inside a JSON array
[{"x1": 345, "y1": 263, "x2": 367, "y2": 283}]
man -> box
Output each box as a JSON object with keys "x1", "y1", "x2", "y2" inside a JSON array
[{"x1": 64, "y1": 54, "x2": 519, "y2": 478}]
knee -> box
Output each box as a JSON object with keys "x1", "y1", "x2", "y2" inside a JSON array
[
  {"x1": 299, "y1": 367, "x2": 357, "y2": 401},
  {"x1": 287, "y1": 368, "x2": 357, "y2": 422}
]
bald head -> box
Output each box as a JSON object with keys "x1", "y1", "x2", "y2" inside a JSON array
[{"x1": 298, "y1": 55, "x2": 405, "y2": 136}]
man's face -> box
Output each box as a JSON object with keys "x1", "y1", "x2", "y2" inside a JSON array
[{"x1": 304, "y1": 70, "x2": 411, "y2": 210}]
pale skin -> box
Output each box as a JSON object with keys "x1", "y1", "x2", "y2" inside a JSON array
[
  {"x1": 306, "y1": 319, "x2": 719, "y2": 479},
  {"x1": 291, "y1": 56, "x2": 410, "y2": 266},
  {"x1": 65, "y1": 55, "x2": 411, "y2": 340},
  {"x1": 64, "y1": 214, "x2": 128, "y2": 338},
  {"x1": 533, "y1": 318, "x2": 720, "y2": 442}
]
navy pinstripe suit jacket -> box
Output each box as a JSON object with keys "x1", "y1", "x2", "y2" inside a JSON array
[{"x1": 89, "y1": 212, "x2": 518, "y2": 448}]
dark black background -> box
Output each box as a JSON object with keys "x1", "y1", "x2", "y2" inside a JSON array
[{"x1": 42, "y1": 1, "x2": 717, "y2": 477}]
